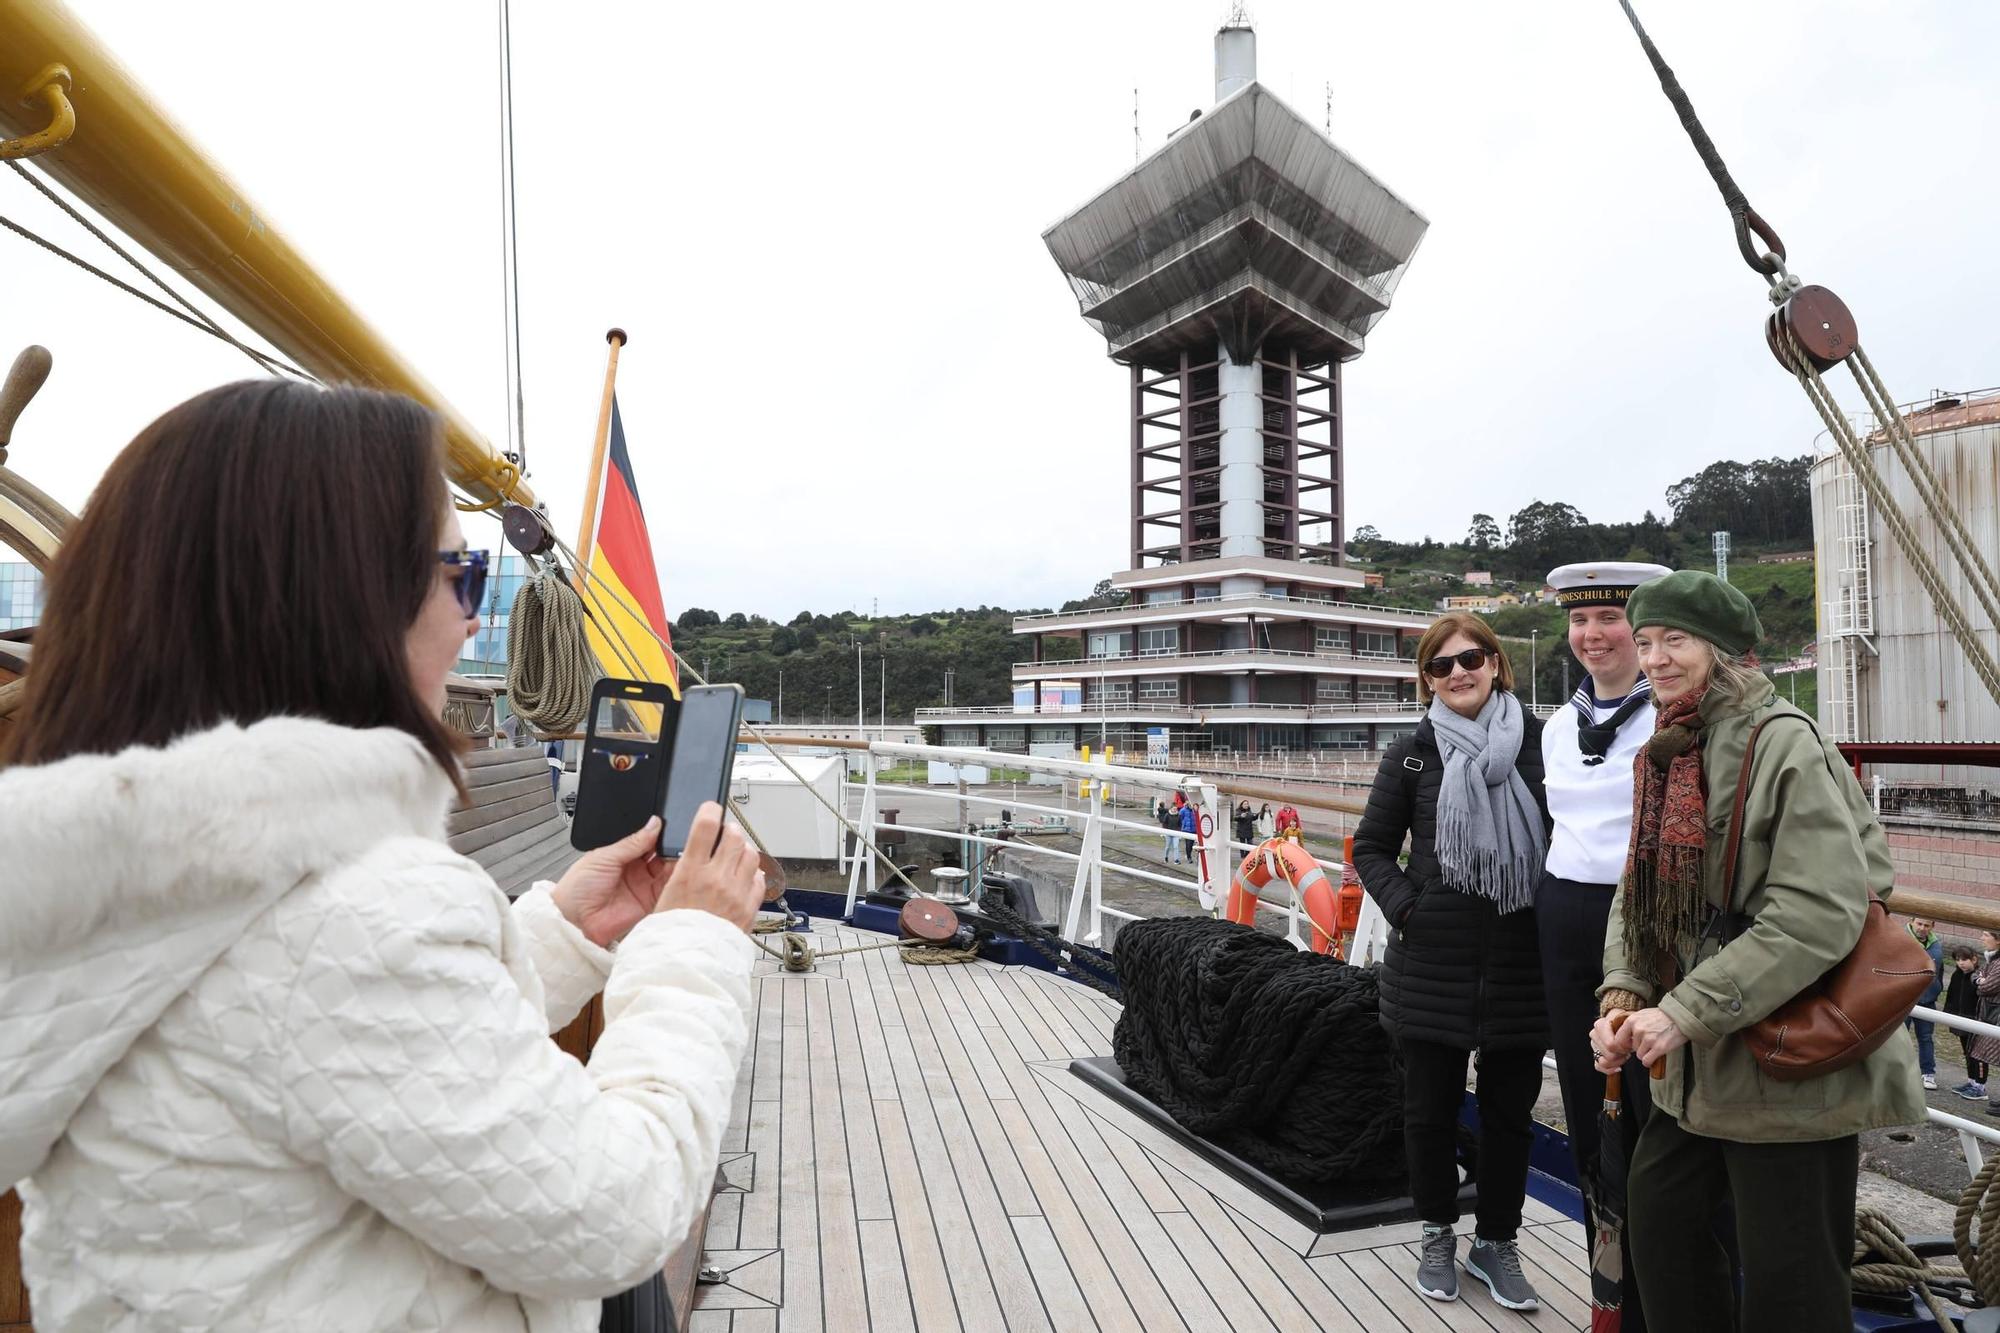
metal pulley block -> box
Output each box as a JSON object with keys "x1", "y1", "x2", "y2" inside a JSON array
[{"x1": 1766, "y1": 285, "x2": 1858, "y2": 373}]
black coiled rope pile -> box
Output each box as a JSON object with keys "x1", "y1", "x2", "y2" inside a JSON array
[{"x1": 1112, "y1": 917, "x2": 1404, "y2": 1186}]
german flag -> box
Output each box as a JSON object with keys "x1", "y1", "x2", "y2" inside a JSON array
[{"x1": 582, "y1": 396, "x2": 679, "y2": 696}]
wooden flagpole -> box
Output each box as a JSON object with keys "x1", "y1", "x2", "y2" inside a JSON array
[{"x1": 573, "y1": 327, "x2": 627, "y2": 564}]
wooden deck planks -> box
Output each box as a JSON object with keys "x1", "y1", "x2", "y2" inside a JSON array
[
  {"x1": 697, "y1": 921, "x2": 1597, "y2": 1333},
  {"x1": 779, "y1": 977, "x2": 824, "y2": 1333},
  {"x1": 805, "y1": 978, "x2": 870, "y2": 1333}
]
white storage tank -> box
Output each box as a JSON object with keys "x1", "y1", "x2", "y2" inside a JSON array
[{"x1": 1811, "y1": 387, "x2": 2000, "y2": 790}]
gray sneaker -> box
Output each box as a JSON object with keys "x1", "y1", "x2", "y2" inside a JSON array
[
  {"x1": 1465, "y1": 1237, "x2": 1539, "y2": 1311},
  {"x1": 1416, "y1": 1224, "x2": 1457, "y2": 1302}
]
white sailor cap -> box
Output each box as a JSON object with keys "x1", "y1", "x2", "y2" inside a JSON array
[{"x1": 1546, "y1": 561, "x2": 1673, "y2": 608}]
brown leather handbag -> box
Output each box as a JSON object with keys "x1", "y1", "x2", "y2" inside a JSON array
[{"x1": 1716, "y1": 715, "x2": 1936, "y2": 1081}]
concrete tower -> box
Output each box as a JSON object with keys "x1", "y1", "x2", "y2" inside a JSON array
[
  {"x1": 1043, "y1": 17, "x2": 1427, "y2": 578},
  {"x1": 920, "y1": 18, "x2": 1434, "y2": 759}
]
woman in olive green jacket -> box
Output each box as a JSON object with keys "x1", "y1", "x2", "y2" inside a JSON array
[{"x1": 1589, "y1": 571, "x2": 1923, "y2": 1332}]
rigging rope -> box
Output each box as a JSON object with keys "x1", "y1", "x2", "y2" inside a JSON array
[
  {"x1": 976, "y1": 897, "x2": 1120, "y2": 998},
  {"x1": 544, "y1": 529, "x2": 943, "y2": 905},
  {"x1": 3, "y1": 161, "x2": 316, "y2": 381},
  {"x1": 505, "y1": 567, "x2": 598, "y2": 735},
  {"x1": 1774, "y1": 325, "x2": 2000, "y2": 708},
  {"x1": 750, "y1": 929, "x2": 978, "y2": 973},
  {"x1": 1846, "y1": 344, "x2": 2000, "y2": 635},
  {"x1": 1612, "y1": 0, "x2": 1784, "y2": 275}
]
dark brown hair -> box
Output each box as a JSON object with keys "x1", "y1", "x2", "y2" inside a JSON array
[
  {"x1": 1413, "y1": 612, "x2": 1515, "y2": 704},
  {"x1": 2, "y1": 380, "x2": 464, "y2": 786}
]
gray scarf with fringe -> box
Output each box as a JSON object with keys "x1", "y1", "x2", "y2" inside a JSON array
[{"x1": 1427, "y1": 690, "x2": 1546, "y2": 913}]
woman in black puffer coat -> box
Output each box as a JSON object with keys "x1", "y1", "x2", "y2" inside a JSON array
[{"x1": 1351, "y1": 613, "x2": 1551, "y2": 1310}]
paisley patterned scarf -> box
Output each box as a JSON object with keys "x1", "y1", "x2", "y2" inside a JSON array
[{"x1": 1620, "y1": 687, "x2": 1711, "y2": 986}]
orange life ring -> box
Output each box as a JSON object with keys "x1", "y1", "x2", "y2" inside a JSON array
[{"x1": 1225, "y1": 837, "x2": 1342, "y2": 955}]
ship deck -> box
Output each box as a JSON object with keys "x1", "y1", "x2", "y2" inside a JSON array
[{"x1": 692, "y1": 917, "x2": 1592, "y2": 1332}]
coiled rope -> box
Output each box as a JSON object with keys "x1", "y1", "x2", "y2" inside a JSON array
[
  {"x1": 1841, "y1": 1150, "x2": 2000, "y2": 1331},
  {"x1": 505, "y1": 569, "x2": 598, "y2": 734},
  {"x1": 1111, "y1": 916, "x2": 1403, "y2": 1186}
]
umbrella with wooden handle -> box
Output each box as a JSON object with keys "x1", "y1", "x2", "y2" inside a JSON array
[{"x1": 1588, "y1": 1014, "x2": 1667, "y2": 1331}]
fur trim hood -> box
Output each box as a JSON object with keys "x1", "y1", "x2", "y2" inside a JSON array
[{"x1": 0, "y1": 718, "x2": 457, "y2": 1187}]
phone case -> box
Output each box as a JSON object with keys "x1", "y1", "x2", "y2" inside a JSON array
[{"x1": 570, "y1": 678, "x2": 678, "y2": 851}]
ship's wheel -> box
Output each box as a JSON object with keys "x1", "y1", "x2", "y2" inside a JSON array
[{"x1": 0, "y1": 344, "x2": 76, "y2": 734}]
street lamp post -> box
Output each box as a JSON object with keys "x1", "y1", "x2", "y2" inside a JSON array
[{"x1": 1529, "y1": 629, "x2": 1539, "y2": 711}]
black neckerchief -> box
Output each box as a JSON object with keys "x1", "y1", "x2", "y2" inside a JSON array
[{"x1": 1573, "y1": 679, "x2": 1652, "y2": 765}]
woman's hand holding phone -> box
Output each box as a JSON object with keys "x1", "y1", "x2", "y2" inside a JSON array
[
  {"x1": 652, "y1": 802, "x2": 763, "y2": 933},
  {"x1": 553, "y1": 816, "x2": 677, "y2": 948}
]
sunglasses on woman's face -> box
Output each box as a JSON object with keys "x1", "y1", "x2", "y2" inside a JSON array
[
  {"x1": 439, "y1": 549, "x2": 490, "y2": 617},
  {"x1": 1423, "y1": 647, "x2": 1493, "y2": 679}
]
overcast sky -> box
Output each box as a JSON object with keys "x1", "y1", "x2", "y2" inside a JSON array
[{"x1": 5, "y1": 1, "x2": 1995, "y2": 618}]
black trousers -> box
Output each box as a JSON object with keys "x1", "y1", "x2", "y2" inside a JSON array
[
  {"x1": 1628, "y1": 1112, "x2": 1856, "y2": 1333},
  {"x1": 1399, "y1": 1038, "x2": 1542, "y2": 1240},
  {"x1": 1537, "y1": 873, "x2": 1653, "y2": 1328}
]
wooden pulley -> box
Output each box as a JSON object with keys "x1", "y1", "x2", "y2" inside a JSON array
[
  {"x1": 500, "y1": 501, "x2": 556, "y2": 557},
  {"x1": 758, "y1": 851, "x2": 788, "y2": 903},
  {"x1": 1765, "y1": 285, "x2": 1858, "y2": 374},
  {"x1": 899, "y1": 898, "x2": 962, "y2": 944}
]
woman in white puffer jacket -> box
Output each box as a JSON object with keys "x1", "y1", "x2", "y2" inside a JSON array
[{"x1": 0, "y1": 381, "x2": 765, "y2": 1331}]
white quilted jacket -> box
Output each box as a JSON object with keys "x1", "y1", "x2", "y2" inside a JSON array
[{"x1": 0, "y1": 718, "x2": 754, "y2": 1331}]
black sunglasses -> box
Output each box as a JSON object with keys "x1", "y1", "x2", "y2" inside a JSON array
[
  {"x1": 439, "y1": 549, "x2": 490, "y2": 617},
  {"x1": 1423, "y1": 647, "x2": 1494, "y2": 679}
]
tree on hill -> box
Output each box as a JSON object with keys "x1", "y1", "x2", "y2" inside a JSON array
[
  {"x1": 676, "y1": 607, "x2": 719, "y2": 631},
  {"x1": 768, "y1": 625, "x2": 798, "y2": 656},
  {"x1": 1665, "y1": 456, "x2": 1811, "y2": 544},
  {"x1": 725, "y1": 612, "x2": 748, "y2": 628},
  {"x1": 1466, "y1": 513, "x2": 1500, "y2": 553},
  {"x1": 1506, "y1": 500, "x2": 1590, "y2": 572},
  {"x1": 1061, "y1": 578, "x2": 1126, "y2": 612}
]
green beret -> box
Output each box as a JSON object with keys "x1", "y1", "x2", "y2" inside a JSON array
[{"x1": 1625, "y1": 570, "x2": 1763, "y2": 657}]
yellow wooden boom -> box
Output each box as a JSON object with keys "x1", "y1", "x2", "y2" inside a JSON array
[{"x1": 0, "y1": 0, "x2": 530, "y2": 509}]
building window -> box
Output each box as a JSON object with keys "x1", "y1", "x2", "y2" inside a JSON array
[
  {"x1": 1086, "y1": 630, "x2": 1133, "y2": 659},
  {"x1": 1314, "y1": 677, "x2": 1352, "y2": 703},
  {"x1": 1137, "y1": 626, "x2": 1180, "y2": 657},
  {"x1": 1357, "y1": 680, "x2": 1398, "y2": 704},
  {"x1": 941, "y1": 727, "x2": 980, "y2": 748},
  {"x1": 986, "y1": 727, "x2": 1027, "y2": 753},
  {"x1": 1357, "y1": 630, "x2": 1397, "y2": 659},
  {"x1": 1193, "y1": 583, "x2": 1222, "y2": 601},
  {"x1": 1138, "y1": 678, "x2": 1179, "y2": 701},
  {"x1": 1083, "y1": 680, "x2": 1132, "y2": 705},
  {"x1": 1144, "y1": 587, "x2": 1182, "y2": 605},
  {"x1": 1314, "y1": 624, "x2": 1350, "y2": 655},
  {"x1": 1262, "y1": 725, "x2": 1309, "y2": 752},
  {"x1": 1400, "y1": 636, "x2": 1419, "y2": 660},
  {"x1": 1030, "y1": 726, "x2": 1074, "y2": 745},
  {"x1": 1313, "y1": 726, "x2": 1370, "y2": 750},
  {"x1": 1264, "y1": 581, "x2": 1290, "y2": 600}
]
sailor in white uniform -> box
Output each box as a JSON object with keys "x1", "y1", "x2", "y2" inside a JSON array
[{"x1": 1537, "y1": 560, "x2": 1671, "y2": 1330}]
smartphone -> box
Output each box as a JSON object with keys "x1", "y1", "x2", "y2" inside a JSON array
[
  {"x1": 658, "y1": 684, "x2": 746, "y2": 859},
  {"x1": 570, "y1": 678, "x2": 677, "y2": 851}
]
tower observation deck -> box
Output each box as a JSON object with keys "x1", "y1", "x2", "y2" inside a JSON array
[{"x1": 1043, "y1": 19, "x2": 1427, "y2": 573}]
